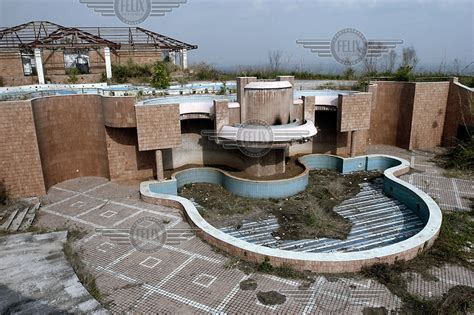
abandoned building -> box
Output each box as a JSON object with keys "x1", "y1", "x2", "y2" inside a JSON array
[{"x1": 0, "y1": 21, "x2": 197, "y2": 86}]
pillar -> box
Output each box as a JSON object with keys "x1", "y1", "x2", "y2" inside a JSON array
[
  {"x1": 302, "y1": 96, "x2": 315, "y2": 122},
  {"x1": 169, "y1": 51, "x2": 176, "y2": 65},
  {"x1": 180, "y1": 49, "x2": 188, "y2": 70},
  {"x1": 34, "y1": 48, "x2": 45, "y2": 85},
  {"x1": 236, "y1": 77, "x2": 257, "y2": 123},
  {"x1": 350, "y1": 130, "x2": 357, "y2": 157},
  {"x1": 155, "y1": 150, "x2": 165, "y2": 181},
  {"x1": 104, "y1": 47, "x2": 112, "y2": 79}
]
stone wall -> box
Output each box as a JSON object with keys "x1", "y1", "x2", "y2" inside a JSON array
[{"x1": 0, "y1": 101, "x2": 46, "y2": 198}]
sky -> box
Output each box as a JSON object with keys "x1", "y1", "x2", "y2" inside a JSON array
[{"x1": 0, "y1": 0, "x2": 473, "y2": 73}]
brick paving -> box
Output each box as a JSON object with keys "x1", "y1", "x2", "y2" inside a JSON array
[
  {"x1": 34, "y1": 144, "x2": 474, "y2": 314},
  {"x1": 367, "y1": 145, "x2": 474, "y2": 211}
]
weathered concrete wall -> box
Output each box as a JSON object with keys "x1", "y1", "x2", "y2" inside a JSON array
[
  {"x1": 442, "y1": 80, "x2": 474, "y2": 146},
  {"x1": 243, "y1": 86, "x2": 293, "y2": 125},
  {"x1": 0, "y1": 101, "x2": 46, "y2": 198},
  {"x1": 163, "y1": 120, "x2": 247, "y2": 171},
  {"x1": 31, "y1": 95, "x2": 110, "y2": 190}
]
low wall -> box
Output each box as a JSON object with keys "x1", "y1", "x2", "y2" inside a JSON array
[{"x1": 141, "y1": 154, "x2": 442, "y2": 273}]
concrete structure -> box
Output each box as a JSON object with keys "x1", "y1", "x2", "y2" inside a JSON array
[
  {"x1": 0, "y1": 77, "x2": 472, "y2": 199},
  {"x1": 140, "y1": 154, "x2": 442, "y2": 273},
  {"x1": 0, "y1": 21, "x2": 197, "y2": 85}
]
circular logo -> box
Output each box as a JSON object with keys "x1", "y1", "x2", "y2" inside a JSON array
[
  {"x1": 236, "y1": 119, "x2": 274, "y2": 158},
  {"x1": 130, "y1": 217, "x2": 166, "y2": 253},
  {"x1": 114, "y1": 0, "x2": 152, "y2": 25},
  {"x1": 331, "y1": 28, "x2": 368, "y2": 65}
]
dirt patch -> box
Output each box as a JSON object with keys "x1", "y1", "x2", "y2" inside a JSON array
[
  {"x1": 256, "y1": 291, "x2": 286, "y2": 305},
  {"x1": 179, "y1": 170, "x2": 382, "y2": 240},
  {"x1": 437, "y1": 285, "x2": 474, "y2": 314},
  {"x1": 362, "y1": 307, "x2": 388, "y2": 315},
  {"x1": 239, "y1": 279, "x2": 258, "y2": 291}
]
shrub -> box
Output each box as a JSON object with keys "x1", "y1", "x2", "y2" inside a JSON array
[
  {"x1": 112, "y1": 59, "x2": 152, "y2": 84},
  {"x1": 66, "y1": 68, "x2": 79, "y2": 84},
  {"x1": 393, "y1": 65, "x2": 414, "y2": 81},
  {"x1": 150, "y1": 62, "x2": 171, "y2": 89}
]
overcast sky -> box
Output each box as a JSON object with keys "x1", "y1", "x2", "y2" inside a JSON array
[{"x1": 1, "y1": 0, "x2": 473, "y2": 72}]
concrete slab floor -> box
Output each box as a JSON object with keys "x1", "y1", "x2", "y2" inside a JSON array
[{"x1": 0, "y1": 231, "x2": 106, "y2": 314}]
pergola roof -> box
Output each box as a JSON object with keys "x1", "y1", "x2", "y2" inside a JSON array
[{"x1": 0, "y1": 21, "x2": 197, "y2": 52}]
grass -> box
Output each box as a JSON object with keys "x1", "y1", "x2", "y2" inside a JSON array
[
  {"x1": 62, "y1": 229, "x2": 104, "y2": 304},
  {"x1": 434, "y1": 139, "x2": 474, "y2": 179},
  {"x1": 362, "y1": 205, "x2": 473, "y2": 314}
]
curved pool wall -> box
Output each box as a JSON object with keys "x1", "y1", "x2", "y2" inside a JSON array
[{"x1": 141, "y1": 154, "x2": 442, "y2": 273}]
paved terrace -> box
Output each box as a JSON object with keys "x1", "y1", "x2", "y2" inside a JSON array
[{"x1": 26, "y1": 144, "x2": 473, "y2": 314}]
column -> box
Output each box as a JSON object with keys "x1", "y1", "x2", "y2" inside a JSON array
[
  {"x1": 180, "y1": 49, "x2": 188, "y2": 70},
  {"x1": 155, "y1": 150, "x2": 165, "y2": 181},
  {"x1": 169, "y1": 51, "x2": 176, "y2": 65},
  {"x1": 302, "y1": 96, "x2": 315, "y2": 122},
  {"x1": 350, "y1": 130, "x2": 357, "y2": 157},
  {"x1": 34, "y1": 48, "x2": 45, "y2": 85},
  {"x1": 104, "y1": 47, "x2": 112, "y2": 79}
]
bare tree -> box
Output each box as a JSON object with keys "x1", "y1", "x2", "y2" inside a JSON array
[
  {"x1": 363, "y1": 55, "x2": 378, "y2": 74},
  {"x1": 268, "y1": 50, "x2": 283, "y2": 72},
  {"x1": 452, "y1": 58, "x2": 461, "y2": 75},
  {"x1": 387, "y1": 50, "x2": 398, "y2": 73},
  {"x1": 362, "y1": 41, "x2": 384, "y2": 75},
  {"x1": 401, "y1": 46, "x2": 419, "y2": 69}
]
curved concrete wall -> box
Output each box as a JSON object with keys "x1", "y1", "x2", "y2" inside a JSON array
[
  {"x1": 31, "y1": 95, "x2": 110, "y2": 190},
  {"x1": 243, "y1": 87, "x2": 293, "y2": 125},
  {"x1": 141, "y1": 154, "x2": 442, "y2": 273},
  {"x1": 170, "y1": 167, "x2": 309, "y2": 199}
]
